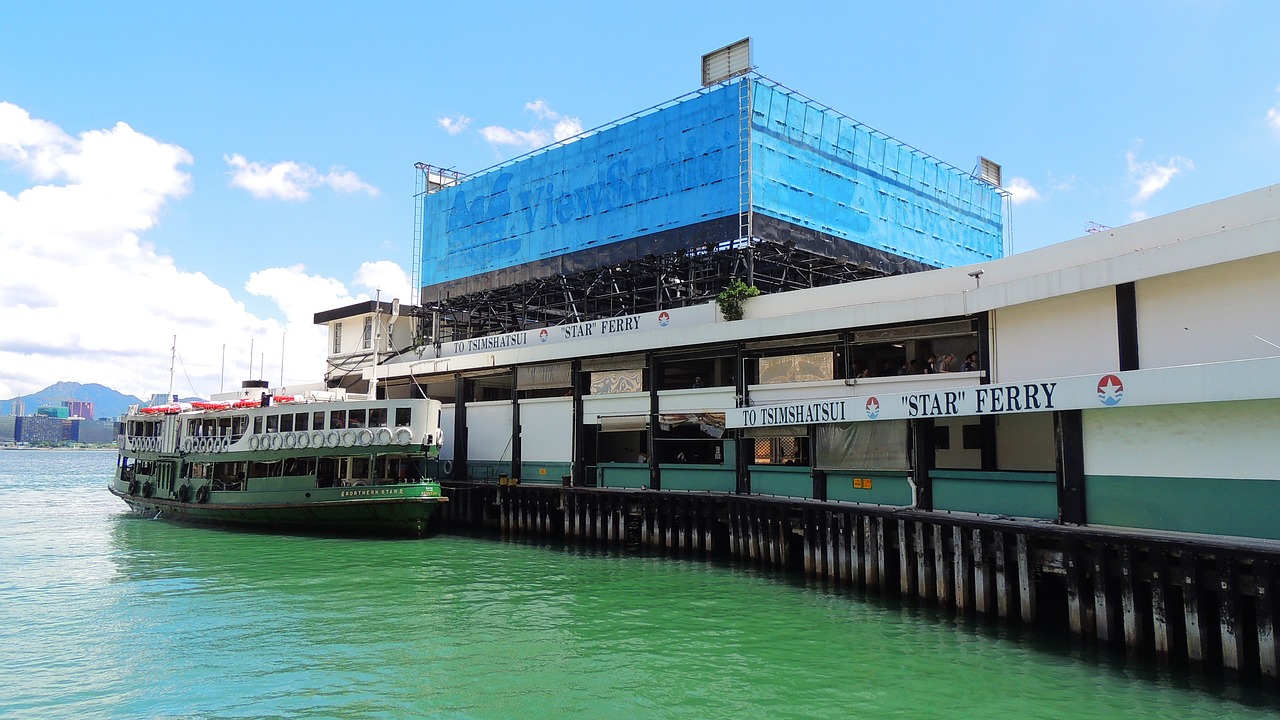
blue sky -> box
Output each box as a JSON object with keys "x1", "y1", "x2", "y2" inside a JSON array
[{"x1": 2, "y1": 1, "x2": 1278, "y2": 399}]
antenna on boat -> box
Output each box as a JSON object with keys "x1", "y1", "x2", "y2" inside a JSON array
[
  {"x1": 220, "y1": 344, "x2": 226, "y2": 394},
  {"x1": 249, "y1": 338, "x2": 255, "y2": 383},
  {"x1": 167, "y1": 335, "x2": 176, "y2": 401},
  {"x1": 373, "y1": 289, "x2": 381, "y2": 399},
  {"x1": 280, "y1": 331, "x2": 286, "y2": 390}
]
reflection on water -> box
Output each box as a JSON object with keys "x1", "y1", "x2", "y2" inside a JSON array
[{"x1": 1, "y1": 449, "x2": 1278, "y2": 719}]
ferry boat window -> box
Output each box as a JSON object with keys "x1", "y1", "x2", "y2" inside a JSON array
[
  {"x1": 313, "y1": 411, "x2": 326, "y2": 430},
  {"x1": 330, "y1": 410, "x2": 346, "y2": 429},
  {"x1": 295, "y1": 413, "x2": 310, "y2": 432},
  {"x1": 254, "y1": 416, "x2": 263, "y2": 434},
  {"x1": 280, "y1": 414, "x2": 294, "y2": 432},
  {"x1": 351, "y1": 456, "x2": 370, "y2": 483},
  {"x1": 232, "y1": 417, "x2": 247, "y2": 438},
  {"x1": 348, "y1": 409, "x2": 366, "y2": 428},
  {"x1": 362, "y1": 317, "x2": 372, "y2": 349},
  {"x1": 333, "y1": 322, "x2": 342, "y2": 354},
  {"x1": 395, "y1": 407, "x2": 412, "y2": 427},
  {"x1": 369, "y1": 408, "x2": 388, "y2": 427},
  {"x1": 266, "y1": 415, "x2": 279, "y2": 433},
  {"x1": 317, "y1": 457, "x2": 338, "y2": 487}
]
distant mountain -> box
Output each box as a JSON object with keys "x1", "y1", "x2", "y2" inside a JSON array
[{"x1": 1, "y1": 382, "x2": 144, "y2": 420}]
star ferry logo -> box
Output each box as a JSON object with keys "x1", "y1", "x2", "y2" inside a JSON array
[
  {"x1": 538, "y1": 329, "x2": 548, "y2": 343},
  {"x1": 865, "y1": 397, "x2": 880, "y2": 419},
  {"x1": 1097, "y1": 374, "x2": 1124, "y2": 406},
  {"x1": 658, "y1": 311, "x2": 670, "y2": 327}
]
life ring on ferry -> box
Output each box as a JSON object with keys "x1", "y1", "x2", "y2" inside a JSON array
[
  {"x1": 325, "y1": 430, "x2": 340, "y2": 447},
  {"x1": 128, "y1": 479, "x2": 140, "y2": 496},
  {"x1": 375, "y1": 428, "x2": 393, "y2": 446},
  {"x1": 442, "y1": 459, "x2": 453, "y2": 476},
  {"x1": 341, "y1": 430, "x2": 356, "y2": 447},
  {"x1": 311, "y1": 431, "x2": 325, "y2": 448},
  {"x1": 356, "y1": 429, "x2": 373, "y2": 447},
  {"x1": 142, "y1": 481, "x2": 154, "y2": 498},
  {"x1": 195, "y1": 485, "x2": 210, "y2": 504},
  {"x1": 283, "y1": 432, "x2": 297, "y2": 450},
  {"x1": 296, "y1": 432, "x2": 310, "y2": 449},
  {"x1": 394, "y1": 428, "x2": 413, "y2": 446},
  {"x1": 181, "y1": 437, "x2": 193, "y2": 453},
  {"x1": 177, "y1": 484, "x2": 192, "y2": 503},
  {"x1": 249, "y1": 435, "x2": 261, "y2": 451}
]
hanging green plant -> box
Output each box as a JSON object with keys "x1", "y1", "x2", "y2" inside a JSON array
[{"x1": 715, "y1": 278, "x2": 760, "y2": 321}]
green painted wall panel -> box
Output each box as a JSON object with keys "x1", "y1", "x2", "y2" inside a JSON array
[
  {"x1": 931, "y1": 470, "x2": 1056, "y2": 520},
  {"x1": 659, "y1": 465, "x2": 735, "y2": 493},
  {"x1": 826, "y1": 472, "x2": 912, "y2": 506},
  {"x1": 1087, "y1": 474, "x2": 1280, "y2": 540},
  {"x1": 749, "y1": 466, "x2": 813, "y2": 499},
  {"x1": 518, "y1": 462, "x2": 571, "y2": 485},
  {"x1": 599, "y1": 463, "x2": 649, "y2": 489}
]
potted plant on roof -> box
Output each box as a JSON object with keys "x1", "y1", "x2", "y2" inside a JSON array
[{"x1": 715, "y1": 278, "x2": 761, "y2": 321}]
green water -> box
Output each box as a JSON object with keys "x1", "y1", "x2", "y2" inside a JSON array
[{"x1": 1, "y1": 450, "x2": 1277, "y2": 719}]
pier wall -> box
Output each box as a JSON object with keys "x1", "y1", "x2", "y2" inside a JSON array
[{"x1": 437, "y1": 481, "x2": 1280, "y2": 683}]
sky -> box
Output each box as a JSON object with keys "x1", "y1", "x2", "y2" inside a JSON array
[{"x1": 2, "y1": 1, "x2": 1278, "y2": 401}]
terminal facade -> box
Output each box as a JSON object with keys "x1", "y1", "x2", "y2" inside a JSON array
[{"x1": 315, "y1": 73, "x2": 1280, "y2": 544}]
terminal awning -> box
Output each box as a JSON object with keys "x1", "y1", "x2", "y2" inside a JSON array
[{"x1": 598, "y1": 415, "x2": 649, "y2": 432}]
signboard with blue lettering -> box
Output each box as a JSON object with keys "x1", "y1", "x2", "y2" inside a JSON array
[{"x1": 725, "y1": 358, "x2": 1280, "y2": 428}]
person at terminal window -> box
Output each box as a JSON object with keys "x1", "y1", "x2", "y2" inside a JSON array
[
  {"x1": 925, "y1": 354, "x2": 938, "y2": 373},
  {"x1": 963, "y1": 352, "x2": 980, "y2": 372},
  {"x1": 938, "y1": 354, "x2": 955, "y2": 372},
  {"x1": 692, "y1": 376, "x2": 703, "y2": 388}
]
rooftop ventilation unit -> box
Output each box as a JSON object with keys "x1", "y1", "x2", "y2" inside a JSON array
[
  {"x1": 978, "y1": 156, "x2": 1002, "y2": 187},
  {"x1": 701, "y1": 37, "x2": 752, "y2": 87}
]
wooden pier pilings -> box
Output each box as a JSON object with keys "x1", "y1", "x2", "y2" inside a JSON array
[{"x1": 435, "y1": 482, "x2": 1280, "y2": 684}]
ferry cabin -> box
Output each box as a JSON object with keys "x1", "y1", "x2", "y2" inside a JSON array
[
  {"x1": 334, "y1": 185, "x2": 1280, "y2": 543},
  {"x1": 117, "y1": 392, "x2": 444, "y2": 501}
]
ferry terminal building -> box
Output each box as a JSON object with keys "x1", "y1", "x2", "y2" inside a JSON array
[{"x1": 316, "y1": 72, "x2": 1280, "y2": 545}]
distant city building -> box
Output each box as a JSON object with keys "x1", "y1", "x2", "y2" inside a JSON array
[
  {"x1": 63, "y1": 400, "x2": 95, "y2": 419},
  {"x1": 36, "y1": 406, "x2": 70, "y2": 419},
  {"x1": 0, "y1": 416, "x2": 15, "y2": 443},
  {"x1": 15, "y1": 415, "x2": 68, "y2": 444},
  {"x1": 11, "y1": 398, "x2": 25, "y2": 417},
  {"x1": 73, "y1": 418, "x2": 115, "y2": 444}
]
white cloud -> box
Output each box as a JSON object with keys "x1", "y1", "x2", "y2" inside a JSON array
[
  {"x1": 1268, "y1": 84, "x2": 1280, "y2": 133},
  {"x1": 1128, "y1": 210, "x2": 1149, "y2": 223},
  {"x1": 353, "y1": 260, "x2": 412, "y2": 305},
  {"x1": 0, "y1": 103, "x2": 400, "y2": 401},
  {"x1": 438, "y1": 114, "x2": 471, "y2": 135},
  {"x1": 480, "y1": 125, "x2": 551, "y2": 150},
  {"x1": 480, "y1": 99, "x2": 583, "y2": 153},
  {"x1": 1126, "y1": 144, "x2": 1193, "y2": 204},
  {"x1": 225, "y1": 154, "x2": 378, "y2": 201},
  {"x1": 1005, "y1": 177, "x2": 1041, "y2": 205}
]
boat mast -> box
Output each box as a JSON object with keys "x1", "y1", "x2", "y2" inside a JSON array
[
  {"x1": 373, "y1": 289, "x2": 381, "y2": 399},
  {"x1": 167, "y1": 335, "x2": 176, "y2": 401}
]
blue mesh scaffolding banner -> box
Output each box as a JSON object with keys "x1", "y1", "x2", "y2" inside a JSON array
[
  {"x1": 422, "y1": 85, "x2": 741, "y2": 289},
  {"x1": 749, "y1": 80, "x2": 1004, "y2": 267}
]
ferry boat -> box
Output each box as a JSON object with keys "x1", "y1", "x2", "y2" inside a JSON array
[{"x1": 108, "y1": 380, "x2": 448, "y2": 536}]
